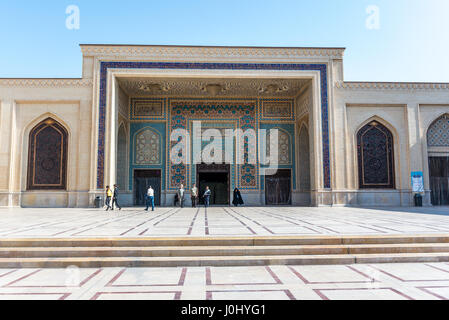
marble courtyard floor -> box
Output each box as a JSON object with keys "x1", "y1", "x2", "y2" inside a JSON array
[
  {"x1": 1, "y1": 206, "x2": 449, "y2": 300},
  {"x1": 0, "y1": 206, "x2": 448, "y2": 238}
]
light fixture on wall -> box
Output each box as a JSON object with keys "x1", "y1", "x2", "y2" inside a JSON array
[
  {"x1": 202, "y1": 84, "x2": 224, "y2": 96},
  {"x1": 138, "y1": 83, "x2": 170, "y2": 92},
  {"x1": 258, "y1": 84, "x2": 289, "y2": 94}
]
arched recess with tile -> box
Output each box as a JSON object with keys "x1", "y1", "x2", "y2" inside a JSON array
[
  {"x1": 426, "y1": 114, "x2": 449, "y2": 205},
  {"x1": 27, "y1": 117, "x2": 69, "y2": 191}
]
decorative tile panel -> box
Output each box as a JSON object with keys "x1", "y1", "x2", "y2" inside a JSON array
[
  {"x1": 167, "y1": 99, "x2": 258, "y2": 191},
  {"x1": 266, "y1": 129, "x2": 292, "y2": 165},
  {"x1": 134, "y1": 128, "x2": 161, "y2": 165},
  {"x1": 427, "y1": 114, "x2": 449, "y2": 147}
]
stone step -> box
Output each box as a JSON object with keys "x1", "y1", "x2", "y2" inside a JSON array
[
  {"x1": 0, "y1": 252, "x2": 449, "y2": 268},
  {"x1": 1, "y1": 234, "x2": 449, "y2": 248},
  {"x1": 2, "y1": 234, "x2": 449, "y2": 267},
  {"x1": 2, "y1": 243, "x2": 449, "y2": 258}
]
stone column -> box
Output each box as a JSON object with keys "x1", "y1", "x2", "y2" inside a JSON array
[
  {"x1": 74, "y1": 99, "x2": 92, "y2": 207},
  {"x1": 309, "y1": 75, "x2": 328, "y2": 206},
  {"x1": 0, "y1": 99, "x2": 17, "y2": 207},
  {"x1": 105, "y1": 75, "x2": 118, "y2": 190},
  {"x1": 88, "y1": 59, "x2": 102, "y2": 207},
  {"x1": 329, "y1": 59, "x2": 352, "y2": 206}
]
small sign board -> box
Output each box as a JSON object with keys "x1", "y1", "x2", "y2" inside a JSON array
[{"x1": 411, "y1": 171, "x2": 424, "y2": 193}]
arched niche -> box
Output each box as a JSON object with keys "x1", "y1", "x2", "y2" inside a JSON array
[
  {"x1": 27, "y1": 118, "x2": 68, "y2": 190},
  {"x1": 298, "y1": 124, "x2": 311, "y2": 191},
  {"x1": 357, "y1": 120, "x2": 395, "y2": 189},
  {"x1": 426, "y1": 114, "x2": 449, "y2": 205},
  {"x1": 116, "y1": 123, "x2": 128, "y2": 190}
]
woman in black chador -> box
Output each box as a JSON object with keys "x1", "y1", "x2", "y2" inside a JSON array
[{"x1": 232, "y1": 188, "x2": 244, "y2": 207}]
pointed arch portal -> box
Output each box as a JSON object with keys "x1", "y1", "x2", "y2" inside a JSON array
[
  {"x1": 357, "y1": 120, "x2": 395, "y2": 189},
  {"x1": 27, "y1": 118, "x2": 68, "y2": 190}
]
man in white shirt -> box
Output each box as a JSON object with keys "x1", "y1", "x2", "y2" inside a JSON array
[
  {"x1": 191, "y1": 183, "x2": 198, "y2": 208},
  {"x1": 145, "y1": 186, "x2": 155, "y2": 212},
  {"x1": 178, "y1": 184, "x2": 185, "y2": 208}
]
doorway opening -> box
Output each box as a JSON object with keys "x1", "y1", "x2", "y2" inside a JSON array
[
  {"x1": 429, "y1": 157, "x2": 449, "y2": 206},
  {"x1": 197, "y1": 164, "x2": 230, "y2": 205},
  {"x1": 265, "y1": 169, "x2": 292, "y2": 205},
  {"x1": 134, "y1": 170, "x2": 161, "y2": 206}
]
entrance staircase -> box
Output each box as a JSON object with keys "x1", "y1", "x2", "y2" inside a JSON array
[{"x1": 1, "y1": 235, "x2": 449, "y2": 268}]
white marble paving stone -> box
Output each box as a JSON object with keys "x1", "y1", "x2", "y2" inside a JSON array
[
  {"x1": 207, "y1": 222, "x2": 247, "y2": 227},
  {"x1": 156, "y1": 222, "x2": 195, "y2": 227},
  {"x1": 109, "y1": 268, "x2": 184, "y2": 287},
  {"x1": 266, "y1": 226, "x2": 320, "y2": 234},
  {"x1": 4, "y1": 268, "x2": 101, "y2": 288},
  {"x1": 208, "y1": 228, "x2": 253, "y2": 235},
  {"x1": 209, "y1": 267, "x2": 278, "y2": 285},
  {"x1": 427, "y1": 263, "x2": 449, "y2": 272},
  {"x1": 318, "y1": 288, "x2": 410, "y2": 300},
  {"x1": 210, "y1": 290, "x2": 292, "y2": 300},
  {"x1": 93, "y1": 292, "x2": 178, "y2": 300},
  {"x1": 372, "y1": 224, "x2": 445, "y2": 232},
  {"x1": 0, "y1": 293, "x2": 67, "y2": 300},
  {"x1": 316, "y1": 224, "x2": 385, "y2": 234},
  {"x1": 290, "y1": 265, "x2": 373, "y2": 284},
  {"x1": 420, "y1": 287, "x2": 449, "y2": 299},
  {"x1": 72, "y1": 228, "x2": 133, "y2": 236},
  {"x1": 0, "y1": 270, "x2": 20, "y2": 287},
  {"x1": 369, "y1": 263, "x2": 449, "y2": 282},
  {"x1": 144, "y1": 228, "x2": 190, "y2": 235}
]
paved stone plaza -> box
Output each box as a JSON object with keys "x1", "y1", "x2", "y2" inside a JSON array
[
  {"x1": 1, "y1": 206, "x2": 449, "y2": 300},
  {"x1": 1, "y1": 263, "x2": 449, "y2": 300},
  {"x1": 0, "y1": 206, "x2": 449, "y2": 238}
]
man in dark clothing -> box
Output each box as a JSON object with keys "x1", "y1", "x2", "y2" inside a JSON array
[
  {"x1": 174, "y1": 193, "x2": 179, "y2": 207},
  {"x1": 112, "y1": 184, "x2": 122, "y2": 211},
  {"x1": 203, "y1": 186, "x2": 211, "y2": 208},
  {"x1": 232, "y1": 188, "x2": 244, "y2": 207}
]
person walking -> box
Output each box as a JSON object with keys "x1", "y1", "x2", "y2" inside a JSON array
[
  {"x1": 203, "y1": 186, "x2": 211, "y2": 208},
  {"x1": 191, "y1": 184, "x2": 198, "y2": 208},
  {"x1": 112, "y1": 184, "x2": 122, "y2": 211},
  {"x1": 145, "y1": 186, "x2": 155, "y2": 212},
  {"x1": 174, "y1": 193, "x2": 179, "y2": 207},
  {"x1": 105, "y1": 186, "x2": 113, "y2": 211},
  {"x1": 232, "y1": 188, "x2": 244, "y2": 207},
  {"x1": 178, "y1": 184, "x2": 185, "y2": 208}
]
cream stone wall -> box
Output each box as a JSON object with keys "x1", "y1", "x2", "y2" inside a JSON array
[
  {"x1": 0, "y1": 82, "x2": 93, "y2": 207},
  {"x1": 333, "y1": 83, "x2": 449, "y2": 206}
]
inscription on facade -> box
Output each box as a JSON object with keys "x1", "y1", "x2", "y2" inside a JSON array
[
  {"x1": 131, "y1": 99, "x2": 164, "y2": 119},
  {"x1": 262, "y1": 101, "x2": 293, "y2": 119}
]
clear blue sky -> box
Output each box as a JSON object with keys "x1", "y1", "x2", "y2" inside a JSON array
[{"x1": 0, "y1": 0, "x2": 448, "y2": 82}]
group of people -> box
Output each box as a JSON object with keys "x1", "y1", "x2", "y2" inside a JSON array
[
  {"x1": 105, "y1": 184, "x2": 244, "y2": 211},
  {"x1": 173, "y1": 185, "x2": 244, "y2": 209},
  {"x1": 174, "y1": 184, "x2": 211, "y2": 208},
  {"x1": 104, "y1": 184, "x2": 122, "y2": 211}
]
